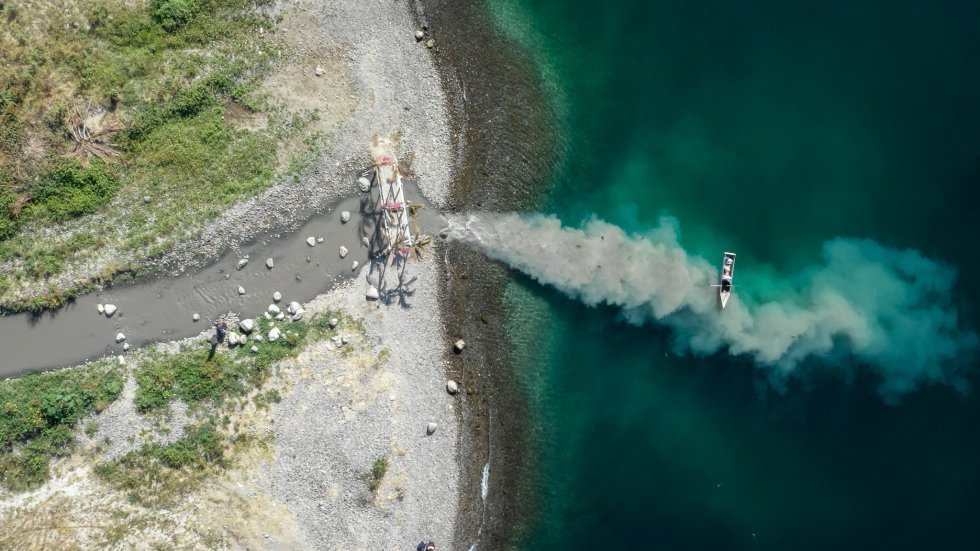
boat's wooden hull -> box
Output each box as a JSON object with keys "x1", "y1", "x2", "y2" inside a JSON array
[{"x1": 720, "y1": 252, "x2": 736, "y2": 309}]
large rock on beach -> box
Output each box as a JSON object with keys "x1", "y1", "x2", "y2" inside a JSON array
[
  {"x1": 291, "y1": 308, "x2": 305, "y2": 321},
  {"x1": 239, "y1": 319, "x2": 255, "y2": 333},
  {"x1": 357, "y1": 176, "x2": 371, "y2": 192},
  {"x1": 268, "y1": 327, "x2": 281, "y2": 342},
  {"x1": 287, "y1": 301, "x2": 300, "y2": 315},
  {"x1": 275, "y1": 312, "x2": 285, "y2": 321},
  {"x1": 306, "y1": 236, "x2": 316, "y2": 247},
  {"x1": 104, "y1": 304, "x2": 117, "y2": 317},
  {"x1": 268, "y1": 304, "x2": 281, "y2": 315},
  {"x1": 366, "y1": 286, "x2": 379, "y2": 300},
  {"x1": 340, "y1": 210, "x2": 351, "y2": 223}
]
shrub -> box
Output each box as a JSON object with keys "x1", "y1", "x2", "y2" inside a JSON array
[
  {"x1": 28, "y1": 160, "x2": 119, "y2": 222},
  {"x1": 150, "y1": 0, "x2": 198, "y2": 32},
  {"x1": 368, "y1": 456, "x2": 389, "y2": 492}
]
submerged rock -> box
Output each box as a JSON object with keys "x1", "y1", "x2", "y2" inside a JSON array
[
  {"x1": 192, "y1": 313, "x2": 200, "y2": 322},
  {"x1": 361, "y1": 236, "x2": 370, "y2": 247},
  {"x1": 237, "y1": 285, "x2": 246, "y2": 295},
  {"x1": 123, "y1": 343, "x2": 130, "y2": 351},
  {"x1": 339, "y1": 246, "x2": 348, "y2": 258},
  {"x1": 273, "y1": 291, "x2": 282, "y2": 302},
  {"x1": 351, "y1": 261, "x2": 359, "y2": 271},
  {"x1": 317, "y1": 236, "x2": 324, "y2": 243},
  {"x1": 266, "y1": 257, "x2": 274, "y2": 269},
  {"x1": 97, "y1": 304, "x2": 104, "y2": 314},
  {"x1": 306, "y1": 236, "x2": 316, "y2": 247},
  {"x1": 340, "y1": 210, "x2": 351, "y2": 223},
  {"x1": 366, "y1": 286, "x2": 379, "y2": 300},
  {"x1": 115, "y1": 332, "x2": 126, "y2": 343},
  {"x1": 237, "y1": 258, "x2": 248, "y2": 270},
  {"x1": 104, "y1": 304, "x2": 117, "y2": 317}
]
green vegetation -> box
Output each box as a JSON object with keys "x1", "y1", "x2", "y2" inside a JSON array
[
  {"x1": 0, "y1": 0, "x2": 319, "y2": 312},
  {"x1": 0, "y1": 362, "x2": 124, "y2": 492},
  {"x1": 368, "y1": 456, "x2": 389, "y2": 493}
]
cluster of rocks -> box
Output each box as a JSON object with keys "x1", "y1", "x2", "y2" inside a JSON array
[{"x1": 96, "y1": 303, "x2": 117, "y2": 317}]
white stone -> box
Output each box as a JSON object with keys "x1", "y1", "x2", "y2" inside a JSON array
[
  {"x1": 306, "y1": 236, "x2": 316, "y2": 247},
  {"x1": 227, "y1": 333, "x2": 239, "y2": 346},
  {"x1": 104, "y1": 304, "x2": 117, "y2": 317},
  {"x1": 251, "y1": 345, "x2": 259, "y2": 353},
  {"x1": 291, "y1": 308, "x2": 305, "y2": 321},
  {"x1": 340, "y1": 211, "x2": 351, "y2": 223},
  {"x1": 366, "y1": 285, "x2": 379, "y2": 300},
  {"x1": 328, "y1": 318, "x2": 338, "y2": 328},
  {"x1": 237, "y1": 285, "x2": 246, "y2": 295},
  {"x1": 415, "y1": 30, "x2": 425, "y2": 40},
  {"x1": 447, "y1": 380, "x2": 459, "y2": 395},
  {"x1": 339, "y1": 246, "x2": 348, "y2": 258},
  {"x1": 361, "y1": 236, "x2": 370, "y2": 247},
  {"x1": 115, "y1": 332, "x2": 126, "y2": 343},
  {"x1": 357, "y1": 176, "x2": 371, "y2": 192},
  {"x1": 237, "y1": 258, "x2": 248, "y2": 270},
  {"x1": 268, "y1": 304, "x2": 281, "y2": 315},
  {"x1": 272, "y1": 291, "x2": 282, "y2": 302},
  {"x1": 287, "y1": 301, "x2": 300, "y2": 315},
  {"x1": 275, "y1": 312, "x2": 285, "y2": 321},
  {"x1": 118, "y1": 356, "x2": 126, "y2": 365},
  {"x1": 332, "y1": 335, "x2": 343, "y2": 347},
  {"x1": 192, "y1": 313, "x2": 200, "y2": 322},
  {"x1": 317, "y1": 236, "x2": 324, "y2": 243},
  {"x1": 314, "y1": 66, "x2": 325, "y2": 76},
  {"x1": 123, "y1": 343, "x2": 130, "y2": 351},
  {"x1": 97, "y1": 303, "x2": 104, "y2": 314},
  {"x1": 268, "y1": 327, "x2": 281, "y2": 342},
  {"x1": 426, "y1": 422, "x2": 438, "y2": 435},
  {"x1": 239, "y1": 319, "x2": 255, "y2": 333},
  {"x1": 253, "y1": 334, "x2": 264, "y2": 342},
  {"x1": 351, "y1": 261, "x2": 359, "y2": 271},
  {"x1": 341, "y1": 335, "x2": 350, "y2": 345},
  {"x1": 266, "y1": 257, "x2": 274, "y2": 269},
  {"x1": 454, "y1": 339, "x2": 466, "y2": 353}
]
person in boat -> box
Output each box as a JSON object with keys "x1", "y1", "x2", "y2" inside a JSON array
[{"x1": 721, "y1": 275, "x2": 732, "y2": 292}]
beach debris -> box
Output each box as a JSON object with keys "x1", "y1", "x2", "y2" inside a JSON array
[
  {"x1": 328, "y1": 317, "x2": 338, "y2": 328},
  {"x1": 340, "y1": 210, "x2": 351, "y2": 223},
  {"x1": 314, "y1": 66, "x2": 325, "y2": 77},
  {"x1": 453, "y1": 339, "x2": 466, "y2": 353},
  {"x1": 425, "y1": 39, "x2": 435, "y2": 49},
  {"x1": 266, "y1": 257, "x2": 274, "y2": 269},
  {"x1": 251, "y1": 345, "x2": 259, "y2": 353},
  {"x1": 239, "y1": 319, "x2": 255, "y2": 333},
  {"x1": 339, "y1": 246, "x2": 349, "y2": 258},
  {"x1": 317, "y1": 236, "x2": 324, "y2": 243},
  {"x1": 115, "y1": 332, "x2": 126, "y2": 343},
  {"x1": 358, "y1": 176, "x2": 371, "y2": 192},
  {"x1": 366, "y1": 285, "x2": 379, "y2": 300},
  {"x1": 237, "y1": 285, "x2": 246, "y2": 295},
  {"x1": 273, "y1": 291, "x2": 282, "y2": 302},
  {"x1": 268, "y1": 327, "x2": 281, "y2": 342},
  {"x1": 97, "y1": 303, "x2": 104, "y2": 314},
  {"x1": 415, "y1": 30, "x2": 425, "y2": 41},
  {"x1": 446, "y1": 380, "x2": 459, "y2": 395},
  {"x1": 123, "y1": 343, "x2": 130, "y2": 351},
  {"x1": 352, "y1": 260, "x2": 359, "y2": 271},
  {"x1": 104, "y1": 304, "x2": 117, "y2": 317},
  {"x1": 237, "y1": 258, "x2": 249, "y2": 270},
  {"x1": 291, "y1": 308, "x2": 305, "y2": 321},
  {"x1": 426, "y1": 422, "x2": 438, "y2": 435},
  {"x1": 306, "y1": 236, "x2": 316, "y2": 247},
  {"x1": 287, "y1": 301, "x2": 300, "y2": 315},
  {"x1": 192, "y1": 313, "x2": 200, "y2": 322}
]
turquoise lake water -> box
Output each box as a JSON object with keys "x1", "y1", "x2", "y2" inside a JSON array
[{"x1": 487, "y1": 1, "x2": 980, "y2": 548}]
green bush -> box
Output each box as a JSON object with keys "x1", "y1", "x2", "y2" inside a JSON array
[
  {"x1": 0, "y1": 186, "x2": 17, "y2": 240},
  {"x1": 368, "y1": 456, "x2": 389, "y2": 492},
  {"x1": 27, "y1": 160, "x2": 119, "y2": 222},
  {"x1": 150, "y1": 0, "x2": 198, "y2": 32}
]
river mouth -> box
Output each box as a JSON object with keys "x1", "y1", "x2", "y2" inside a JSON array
[{"x1": 1, "y1": 180, "x2": 444, "y2": 379}]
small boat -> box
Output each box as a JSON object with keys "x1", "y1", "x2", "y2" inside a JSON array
[{"x1": 719, "y1": 252, "x2": 736, "y2": 308}]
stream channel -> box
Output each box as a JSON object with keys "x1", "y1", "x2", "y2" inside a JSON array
[{"x1": 1, "y1": 181, "x2": 443, "y2": 379}]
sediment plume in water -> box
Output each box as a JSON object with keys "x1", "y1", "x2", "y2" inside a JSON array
[{"x1": 446, "y1": 212, "x2": 977, "y2": 400}]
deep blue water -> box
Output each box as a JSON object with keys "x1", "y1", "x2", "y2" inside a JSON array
[{"x1": 488, "y1": 1, "x2": 980, "y2": 548}]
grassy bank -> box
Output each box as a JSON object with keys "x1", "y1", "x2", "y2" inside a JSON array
[{"x1": 0, "y1": 0, "x2": 322, "y2": 312}]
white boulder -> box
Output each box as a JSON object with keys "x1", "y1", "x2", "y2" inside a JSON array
[
  {"x1": 268, "y1": 304, "x2": 281, "y2": 315},
  {"x1": 366, "y1": 285, "x2": 379, "y2": 300},
  {"x1": 338, "y1": 246, "x2": 348, "y2": 258},
  {"x1": 275, "y1": 312, "x2": 285, "y2": 321},
  {"x1": 340, "y1": 211, "x2": 351, "y2": 223},
  {"x1": 328, "y1": 317, "x2": 338, "y2": 328},
  {"x1": 237, "y1": 285, "x2": 245, "y2": 295},
  {"x1": 426, "y1": 422, "x2": 438, "y2": 435},
  {"x1": 104, "y1": 304, "x2": 117, "y2": 317},
  {"x1": 357, "y1": 176, "x2": 371, "y2": 192},
  {"x1": 237, "y1": 258, "x2": 248, "y2": 270},
  {"x1": 351, "y1": 261, "x2": 359, "y2": 271},
  {"x1": 115, "y1": 332, "x2": 126, "y2": 343},
  {"x1": 239, "y1": 319, "x2": 255, "y2": 333},
  {"x1": 97, "y1": 303, "x2": 104, "y2": 314},
  {"x1": 447, "y1": 380, "x2": 459, "y2": 395},
  {"x1": 266, "y1": 258, "x2": 274, "y2": 269},
  {"x1": 268, "y1": 327, "x2": 281, "y2": 342},
  {"x1": 306, "y1": 236, "x2": 316, "y2": 247},
  {"x1": 287, "y1": 301, "x2": 300, "y2": 315},
  {"x1": 273, "y1": 291, "x2": 282, "y2": 302},
  {"x1": 192, "y1": 313, "x2": 200, "y2": 322},
  {"x1": 291, "y1": 308, "x2": 305, "y2": 321}
]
